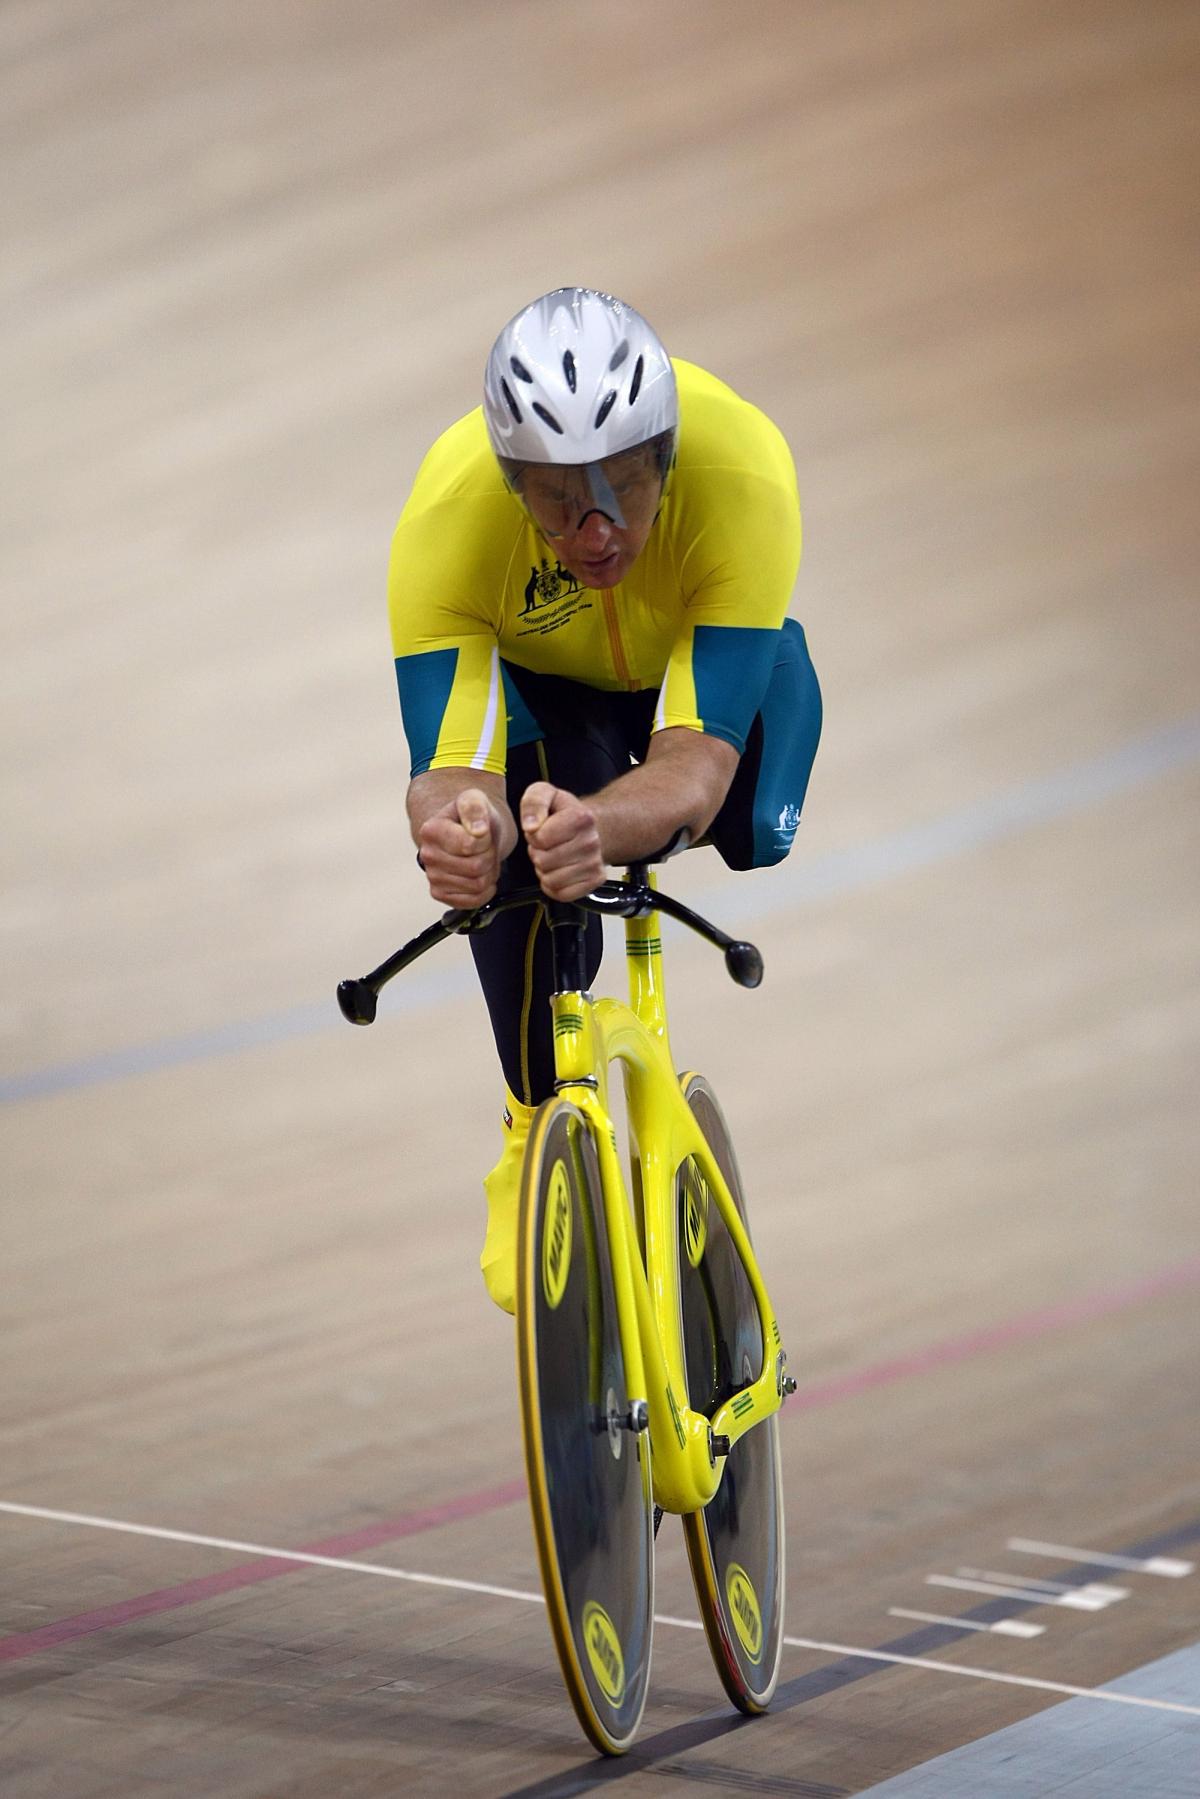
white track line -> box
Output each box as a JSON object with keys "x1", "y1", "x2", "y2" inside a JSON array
[
  {"x1": 928, "y1": 1574, "x2": 1113, "y2": 1611},
  {"x1": 888, "y1": 1607, "x2": 1044, "y2": 1640},
  {"x1": 4, "y1": 1501, "x2": 1198, "y2": 1717},
  {"x1": 1007, "y1": 1537, "x2": 1195, "y2": 1578},
  {"x1": 775, "y1": 1635, "x2": 1200, "y2": 1718},
  {"x1": 0, "y1": 1501, "x2": 543, "y2": 1607},
  {"x1": 956, "y1": 1567, "x2": 1128, "y2": 1603}
]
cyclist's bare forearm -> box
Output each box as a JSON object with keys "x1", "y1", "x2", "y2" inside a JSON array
[
  {"x1": 588, "y1": 728, "x2": 738, "y2": 865},
  {"x1": 520, "y1": 728, "x2": 740, "y2": 900}
]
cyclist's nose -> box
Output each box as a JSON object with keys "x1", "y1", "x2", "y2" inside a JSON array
[{"x1": 572, "y1": 508, "x2": 615, "y2": 551}]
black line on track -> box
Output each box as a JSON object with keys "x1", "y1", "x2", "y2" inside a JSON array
[{"x1": 501, "y1": 1515, "x2": 1200, "y2": 1798}]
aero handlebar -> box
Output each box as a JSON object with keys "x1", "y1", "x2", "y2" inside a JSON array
[{"x1": 336, "y1": 874, "x2": 763, "y2": 1027}]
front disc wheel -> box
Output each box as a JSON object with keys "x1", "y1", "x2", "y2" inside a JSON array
[{"x1": 516, "y1": 1097, "x2": 654, "y2": 1754}]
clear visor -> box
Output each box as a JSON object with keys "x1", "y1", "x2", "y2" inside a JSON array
[{"x1": 498, "y1": 432, "x2": 674, "y2": 540}]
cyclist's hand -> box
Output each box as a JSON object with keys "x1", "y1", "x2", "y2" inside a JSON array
[
  {"x1": 418, "y1": 788, "x2": 506, "y2": 908},
  {"x1": 521, "y1": 782, "x2": 605, "y2": 900}
]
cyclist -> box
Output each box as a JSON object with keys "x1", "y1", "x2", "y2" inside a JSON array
[{"x1": 389, "y1": 288, "x2": 822, "y2": 1313}]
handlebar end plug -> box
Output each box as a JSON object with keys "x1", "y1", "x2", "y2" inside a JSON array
[
  {"x1": 337, "y1": 979, "x2": 378, "y2": 1026},
  {"x1": 725, "y1": 942, "x2": 764, "y2": 988}
]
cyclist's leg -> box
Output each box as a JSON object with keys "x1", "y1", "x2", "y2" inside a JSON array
[
  {"x1": 469, "y1": 737, "x2": 600, "y2": 1108},
  {"x1": 470, "y1": 673, "x2": 650, "y2": 1310},
  {"x1": 705, "y1": 617, "x2": 822, "y2": 871},
  {"x1": 471, "y1": 754, "x2": 596, "y2": 1312}
]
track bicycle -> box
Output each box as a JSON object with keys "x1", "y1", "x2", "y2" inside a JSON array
[{"x1": 338, "y1": 866, "x2": 796, "y2": 1755}]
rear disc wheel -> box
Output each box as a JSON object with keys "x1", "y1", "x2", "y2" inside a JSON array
[{"x1": 677, "y1": 1075, "x2": 785, "y2": 1712}]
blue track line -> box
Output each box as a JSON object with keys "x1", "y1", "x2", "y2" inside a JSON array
[
  {"x1": 750, "y1": 710, "x2": 1200, "y2": 913},
  {"x1": 4, "y1": 713, "x2": 1199, "y2": 1106}
]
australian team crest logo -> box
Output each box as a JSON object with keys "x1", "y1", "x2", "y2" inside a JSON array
[{"x1": 523, "y1": 558, "x2": 582, "y2": 614}]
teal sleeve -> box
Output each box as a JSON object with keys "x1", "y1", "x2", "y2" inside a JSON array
[
  {"x1": 690, "y1": 624, "x2": 781, "y2": 752},
  {"x1": 394, "y1": 647, "x2": 459, "y2": 776}
]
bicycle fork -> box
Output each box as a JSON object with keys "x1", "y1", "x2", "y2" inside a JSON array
[
  {"x1": 546, "y1": 941, "x2": 785, "y2": 1514},
  {"x1": 544, "y1": 897, "x2": 791, "y2": 1515}
]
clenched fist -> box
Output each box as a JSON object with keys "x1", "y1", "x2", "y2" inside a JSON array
[
  {"x1": 417, "y1": 787, "x2": 507, "y2": 908},
  {"x1": 521, "y1": 782, "x2": 606, "y2": 900}
]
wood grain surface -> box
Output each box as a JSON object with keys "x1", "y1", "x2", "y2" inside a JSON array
[{"x1": 2, "y1": 2, "x2": 1198, "y2": 1794}]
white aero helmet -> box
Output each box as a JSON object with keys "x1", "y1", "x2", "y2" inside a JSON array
[{"x1": 483, "y1": 287, "x2": 677, "y2": 467}]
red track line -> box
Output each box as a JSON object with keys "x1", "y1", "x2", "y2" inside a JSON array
[
  {"x1": 3, "y1": 1254, "x2": 1199, "y2": 1667},
  {"x1": 785, "y1": 1255, "x2": 1200, "y2": 1412},
  {"x1": 0, "y1": 1478, "x2": 526, "y2": 1664}
]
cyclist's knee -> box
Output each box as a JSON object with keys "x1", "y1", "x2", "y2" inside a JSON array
[{"x1": 710, "y1": 619, "x2": 822, "y2": 870}]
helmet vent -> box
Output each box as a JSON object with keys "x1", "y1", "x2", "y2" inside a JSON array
[
  {"x1": 531, "y1": 401, "x2": 563, "y2": 434},
  {"x1": 509, "y1": 356, "x2": 533, "y2": 383},
  {"x1": 594, "y1": 390, "x2": 617, "y2": 429},
  {"x1": 562, "y1": 350, "x2": 577, "y2": 393},
  {"x1": 608, "y1": 341, "x2": 629, "y2": 371},
  {"x1": 628, "y1": 355, "x2": 645, "y2": 404},
  {"x1": 500, "y1": 378, "x2": 523, "y2": 424}
]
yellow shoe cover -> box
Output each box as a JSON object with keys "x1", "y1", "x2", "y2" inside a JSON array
[{"x1": 480, "y1": 1091, "x2": 535, "y2": 1314}]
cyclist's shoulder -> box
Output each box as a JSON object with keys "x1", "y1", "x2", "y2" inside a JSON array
[
  {"x1": 390, "y1": 405, "x2": 517, "y2": 581},
  {"x1": 660, "y1": 361, "x2": 800, "y2": 588},
  {"x1": 402, "y1": 405, "x2": 507, "y2": 512},
  {"x1": 672, "y1": 359, "x2": 796, "y2": 489}
]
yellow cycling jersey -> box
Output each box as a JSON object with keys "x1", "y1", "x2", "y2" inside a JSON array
[{"x1": 388, "y1": 359, "x2": 801, "y2": 777}]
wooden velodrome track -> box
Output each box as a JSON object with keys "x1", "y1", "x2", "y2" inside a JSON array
[{"x1": 3, "y1": 2, "x2": 1198, "y2": 1793}]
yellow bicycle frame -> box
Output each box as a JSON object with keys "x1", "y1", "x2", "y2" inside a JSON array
[{"x1": 548, "y1": 885, "x2": 788, "y2": 1516}]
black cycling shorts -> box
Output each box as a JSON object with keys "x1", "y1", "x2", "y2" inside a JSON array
[{"x1": 469, "y1": 618, "x2": 821, "y2": 1104}]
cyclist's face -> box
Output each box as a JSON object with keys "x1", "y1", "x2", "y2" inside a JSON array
[{"x1": 518, "y1": 447, "x2": 664, "y2": 589}]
